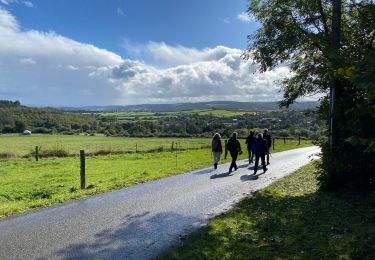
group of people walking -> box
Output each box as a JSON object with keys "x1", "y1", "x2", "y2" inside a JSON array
[{"x1": 211, "y1": 129, "x2": 272, "y2": 175}]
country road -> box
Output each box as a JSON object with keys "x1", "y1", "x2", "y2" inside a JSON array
[{"x1": 0, "y1": 146, "x2": 319, "y2": 260}]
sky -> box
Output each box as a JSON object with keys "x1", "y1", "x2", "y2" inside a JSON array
[{"x1": 0, "y1": 0, "x2": 292, "y2": 107}]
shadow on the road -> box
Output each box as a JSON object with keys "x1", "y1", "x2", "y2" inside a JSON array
[
  {"x1": 240, "y1": 174, "x2": 258, "y2": 181},
  {"x1": 193, "y1": 168, "x2": 214, "y2": 175},
  {"x1": 56, "y1": 211, "x2": 201, "y2": 259},
  {"x1": 210, "y1": 172, "x2": 231, "y2": 179},
  {"x1": 237, "y1": 163, "x2": 250, "y2": 169}
]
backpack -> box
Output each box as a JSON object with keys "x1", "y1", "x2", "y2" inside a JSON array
[{"x1": 212, "y1": 138, "x2": 219, "y2": 151}]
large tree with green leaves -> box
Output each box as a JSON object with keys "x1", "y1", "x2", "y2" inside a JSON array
[{"x1": 244, "y1": 0, "x2": 375, "y2": 191}]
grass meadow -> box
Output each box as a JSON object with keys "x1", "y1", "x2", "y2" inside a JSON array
[
  {"x1": 162, "y1": 162, "x2": 375, "y2": 259},
  {"x1": 0, "y1": 135, "x2": 312, "y2": 218},
  {"x1": 0, "y1": 134, "x2": 210, "y2": 158},
  {"x1": 98, "y1": 109, "x2": 254, "y2": 119}
]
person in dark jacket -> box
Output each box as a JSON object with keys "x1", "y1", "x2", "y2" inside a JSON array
[
  {"x1": 245, "y1": 131, "x2": 255, "y2": 164},
  {"x1": 252, "y1": 133, "x2": 268, "y2": 175},
  {"x1": 263, "y1": 128, "x2": 272, "y2": 165},
  {"x1": 227, "y1": 132, "x2": 242, "y2": 173},
  {"x1": 211, "y1": 133, "x2": 223, "y2": 170}
]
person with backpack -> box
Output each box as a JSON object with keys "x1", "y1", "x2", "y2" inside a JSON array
[
  {"x1": 227, "y1": 132, "x2": 242, "y2": 173},
  {"x1": 252, "y1": 133, "x2": 268, "y2": 175},
  {"x1": 263, "y1": 128, "x2": 272, "y2": 165},
  {"x1": 245, "y1": 131, "x2": 255, "y2": 164},
  {"x1": 211, "y1": 133, "x2": 223, "y2": 171}
]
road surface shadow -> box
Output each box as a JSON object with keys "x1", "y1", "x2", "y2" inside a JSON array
[
  {"x1": 210, "y1": 172, "x2": 231, "y2": 179},
  {"x1": 240, "y1": 174, "x2": 259, "y2": 181},
  {"x1": 56, "y1": 211, "x2": 202, "y2": 260},
  {"x1": 237, "y1": 163, "x2": 250, "y2": 169},
  {"x1": 193, "y1": 168, "x2": 214, "y2": 175}
]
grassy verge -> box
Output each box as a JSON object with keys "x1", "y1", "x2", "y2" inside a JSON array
[
  {"x1": 0, "y1": 141, "x2": 313, "y2": 219},
  {"x1": 162, "y1": 162, "x2": 375, "y2": 259}
]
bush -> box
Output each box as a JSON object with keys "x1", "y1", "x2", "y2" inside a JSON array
[
  {"x1": 33, "y1": 127, "x2": 52, "y2": 134},
  {"x1": 0, "y1": 152, "x2": 17, "y2": 159}
]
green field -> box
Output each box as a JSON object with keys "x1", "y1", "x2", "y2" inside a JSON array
[
  {"x1": 98, "y1": 109, "x2": 254, "y2": 119},
  {"x1": 0, "y1": 138, "x2": 312, "y2": 218},
  {"x1": 0, "y1": 134, "x2": 210, "y2": 158},
  {"x1": 162, "y1": 162, "x2": 375, "y2": 259},
  {"x1": 0, "y1": 134, "x2": 306, "y2": 158}
]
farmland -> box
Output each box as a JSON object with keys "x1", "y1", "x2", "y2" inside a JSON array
[
  {"x1": 0, "y1": 134, "x2": 209, "y2": 158},
  {"x1": 97, "y1": 109, "x2": 255, "y2": 119}
]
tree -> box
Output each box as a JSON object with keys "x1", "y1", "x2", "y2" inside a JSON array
[
  {"x1": 14, "y1": 120, "x2": 26, "y2": 132},
  {"x1": 244, "y1": 0, "x2": 375, "y2": 191}
]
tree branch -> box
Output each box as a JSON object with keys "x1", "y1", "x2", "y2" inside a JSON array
[{"x1": 318, "y1": 0, "x2": 330, "y2": 38}]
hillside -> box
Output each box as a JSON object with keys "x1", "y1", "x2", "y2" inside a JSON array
[
  {"x1": 0, "y1": 100, "x2": 98, "y2": 134},
  {"x1": 60, "y1": 101, "x2": 319, "y2": 112}
]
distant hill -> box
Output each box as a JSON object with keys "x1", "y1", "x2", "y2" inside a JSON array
[
  {"x1": 0, "y1": 100, "x2": 97, "y2": 134},
  {"x1": 60, "y1": 101, "x2": 319, "y2": 112}
]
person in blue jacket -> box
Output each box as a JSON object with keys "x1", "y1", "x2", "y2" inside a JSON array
[{"x1": 252, "y1": 133, "x2": 268, "y2": 175}]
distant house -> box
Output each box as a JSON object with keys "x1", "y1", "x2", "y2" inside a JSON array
[{"x1": 22, "y1": 130, "x2": 32, "y2": 135}]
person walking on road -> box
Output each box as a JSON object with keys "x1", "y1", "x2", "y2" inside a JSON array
[
  {"x1": 227, "y1": 132, "x2": 242, "y2": 173},
  {"x1": 253, "y1": 133, "x2": 268, "y2": 175},
  {"x1": 211, "y1": 133, "x2": 223, "y2": 172},
  {"x1": 245, "y1": 131, "x2": 255, "y2": 164},
  {"x1": 263, "y1": 128, "x2": 272, "y2": 165}
]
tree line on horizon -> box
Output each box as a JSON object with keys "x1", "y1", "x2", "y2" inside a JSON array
[{"x1": 0, "y1": 100, "x2": 321, "y2": 139}]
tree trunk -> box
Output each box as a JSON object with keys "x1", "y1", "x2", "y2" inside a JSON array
[{"x1": 329, "y1": 0, "x2": 342, "y2": 148}]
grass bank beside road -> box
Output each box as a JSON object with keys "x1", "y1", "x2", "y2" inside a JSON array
[
  {"x1": 0, "y1": 141, "x2": 312, "y2": 219},
  {"x1": 162, "y1": 162, "x2": 375, "y2": 259}
]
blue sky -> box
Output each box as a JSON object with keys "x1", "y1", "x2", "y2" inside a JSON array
[
  {"x1": 7, "y1": 0, "x2": 255, "y2": 56},
  {"x1": 0, "y1": 0, "x2": 292, "y2": 106}
]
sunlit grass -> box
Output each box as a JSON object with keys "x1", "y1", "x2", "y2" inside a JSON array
[
  {"x1": 0, "y1": 140, "x2": 312, "y2": 218},
  {"x1": 162, "y1": 162, "x2": 375, "y2": 259}
]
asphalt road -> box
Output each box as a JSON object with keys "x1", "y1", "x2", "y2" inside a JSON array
[{"x1": 0, "y1": 146, "x2": 319, "y2": 260}]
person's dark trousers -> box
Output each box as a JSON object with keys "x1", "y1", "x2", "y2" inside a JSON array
[
  {"x1": 266, "y1": 146, "x2": 271, "y2": 164},
  {"x1": 254, "y1": 154, "x2": 266, "y2": 174},
  {"x1": 229, "y1": 151, "x2": 238, "y2": 172},
  {"x1": 247, "y1": 146, "x2": 253, "y2": 163}
]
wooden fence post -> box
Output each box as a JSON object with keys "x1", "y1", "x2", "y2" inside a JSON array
[
  {"x1": 272, "y1": 138, "x2": 275, "y2": 150},
  {"x1": 135, "y1": 143, "x2": 138, "y2": 153},
  {"x1": 283, "y1": 137, "x2": 286, "y2": 144},
  {"x1": 298, "y1": 135, "x2": 301, "y2": 145},
  {"x1": 80, "y1": 150, "x2": 86, "y2": 189},
  {"x1": 224, "y1": 140, "x2": 228, "y2": 159},
  {"x1": 35, "y1": 146, "x2": 39, "y2": 161},
  {"x1": 171, "y1": 141, "x2": 174, "y2": 152},
  {"x1": 175, "y1": 142, "x2": 178, "y2": 167}
]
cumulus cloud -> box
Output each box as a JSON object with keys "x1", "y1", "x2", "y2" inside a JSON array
[
  {"x1": 0, "y1": 8, "x2": 291, "y2": 106},
  {"x1": 102, "y1": 44, "x2": 290, "y2": 104},
  {"x1": 0, "y1": 8, "x2": 124, "y2": 106},
  {"x1": 237, "y1": 12, "x2": 255, "y2": 23}
]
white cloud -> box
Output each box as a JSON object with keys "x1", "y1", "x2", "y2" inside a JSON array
[
  {"x1": 0, "y1": 8, "x2": 291, "y2": 106},
  {"x1": 0, "y1": 0, "x2": 13, "y2": 5},
  {"x1": 0, "y1": 0, "x2": 34, "y2": 7},
  {"x1": 117, "y1": 7, "x2": 125, "y2": 16},
  {"x1": 19, "y1": 57, "x2": 36, "y2": 65},
  {"x1": 237, "y1": 12, "x2": 255, "y2": 23},
  {"x1": 0, "y1": 8, "x2": 123, "y2": 106},
  {"x1": 22, "y1": 1, "x2": 33, "y2": 8},
  {"x1": 122, "y1": 41, "x2": 241, "y2": 68},
  {"x1": 102, "y1": 45, "x2": 290, "y2": 104}
]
